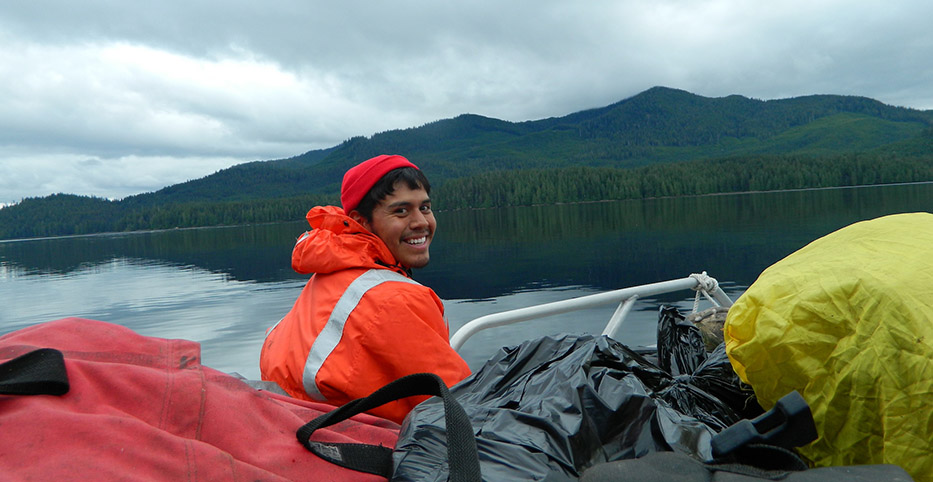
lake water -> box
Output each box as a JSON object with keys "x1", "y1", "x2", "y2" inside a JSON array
[{"x1": 1, "y1": 182, "x2": 931, "y2": 379}]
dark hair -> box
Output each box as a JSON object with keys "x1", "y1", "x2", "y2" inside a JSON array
[{"x1": 355, "y1": 167, "x2": 431, "y2": 222}]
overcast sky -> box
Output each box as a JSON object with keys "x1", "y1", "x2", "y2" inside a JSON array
[{"x1": 2, "y1": 1, "x2": 931, "y2": 205}]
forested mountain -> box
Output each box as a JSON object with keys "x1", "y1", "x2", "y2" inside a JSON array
[{"x1": 2, "y1": 87, "x2": 932, "y2": 239}]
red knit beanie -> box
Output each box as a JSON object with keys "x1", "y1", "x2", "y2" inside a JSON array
[{"x1": 340, "y1": 155, "x2": 419, "y2": 214}]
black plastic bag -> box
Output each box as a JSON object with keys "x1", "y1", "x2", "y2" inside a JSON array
[
  {"x1": 655, "y1": 305, "x2": 763, "y2": 424},
  {"x1": 391, "y1": 306, "x2": 762, "y2": 480},
  {"x1": 657, "y1": 305, "x2": 708, "y2": 375},
  {"x1": 392, "y1": 322, "x2": 746, "y2": 480}
]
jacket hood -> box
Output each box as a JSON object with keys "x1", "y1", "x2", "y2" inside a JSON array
[{"x1": 292, "y1": 205, "x2": 407, "y2": 276}]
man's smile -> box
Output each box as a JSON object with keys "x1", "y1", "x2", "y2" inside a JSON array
[{"x1": 405, "y1": 236, "x2": 428, "y2": 246}]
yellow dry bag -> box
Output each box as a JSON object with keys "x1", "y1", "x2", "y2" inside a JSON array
[{"x1": 724, "y1": 212, "x2": 933, "y2": 480}]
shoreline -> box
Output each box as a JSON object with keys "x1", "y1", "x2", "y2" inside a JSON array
[{"x1": 3, "y1": 180, "x2": 932, "y2": 243}]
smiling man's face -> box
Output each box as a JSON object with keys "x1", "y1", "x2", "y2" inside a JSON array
[{"x1": 356, "y1": 183, "x2": 435, "y2": 269}]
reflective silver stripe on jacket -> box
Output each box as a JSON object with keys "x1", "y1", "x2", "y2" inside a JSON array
[{"x1": 302, "y1": 268, "x2": 419, "y2": 401}]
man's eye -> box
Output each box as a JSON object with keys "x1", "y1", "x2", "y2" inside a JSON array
[{"x1": 420, "y1": 205, "x2": 432, "y2": 213}]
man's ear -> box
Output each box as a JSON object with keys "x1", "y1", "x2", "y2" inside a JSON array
[{"x1": 348, "y1": 210, "x2": 371, "y2": 231}]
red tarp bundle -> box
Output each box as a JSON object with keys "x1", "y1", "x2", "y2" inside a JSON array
[{"x1": 0, "y1": 318, "x2": 399, "y2": 481}]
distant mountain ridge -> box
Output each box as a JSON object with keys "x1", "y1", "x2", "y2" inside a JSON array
[
  {"x1": 2, "y1": 86, "x2": 932, "y2": 239},
  {"x1": 122, "y1": 86, "x2": 932, "y2": 206}
]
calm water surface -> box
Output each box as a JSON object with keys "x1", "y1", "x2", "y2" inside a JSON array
[{"x1": 2, "y1": 183, "x2": 931, "y2": 379}]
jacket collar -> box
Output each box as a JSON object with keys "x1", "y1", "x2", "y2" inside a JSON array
[{"x1": 301, "y1": 206, "x2": 410, "y2": 277}]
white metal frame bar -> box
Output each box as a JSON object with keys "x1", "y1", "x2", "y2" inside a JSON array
[{"x1": 449, "y1": 274, "x2": 733, "y2": 352}]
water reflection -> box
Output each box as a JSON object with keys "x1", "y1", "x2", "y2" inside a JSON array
[
  {"x1": 3, "y1": 183, "x2": 931, "y2": 298},
  {"x1": 0, "y1": 223, "x2": 305, "y2": 282},
  {"x1": 422, "y1": 182, "x2": 933, "y2": 299}
]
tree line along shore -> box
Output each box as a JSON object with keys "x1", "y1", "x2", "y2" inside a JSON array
[{"x1": 2, "y1": 151, "x2": 931, "y2": 240}]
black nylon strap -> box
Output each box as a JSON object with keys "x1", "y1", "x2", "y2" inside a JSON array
[
  {"x1": 297, "y1": 372, "x2": 481, "y2": 481},
  {"x1": 0, "y1": 348, "x2": 70, "y2": 396}
]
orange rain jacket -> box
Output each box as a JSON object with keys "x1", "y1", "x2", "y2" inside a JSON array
[{"x1": 260, "y1": 206, "x2": 471, "y2": 423}]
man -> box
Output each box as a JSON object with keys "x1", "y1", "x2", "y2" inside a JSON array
[{"x1": 260, "y1": 154, "x2": 471, "y2": 423}]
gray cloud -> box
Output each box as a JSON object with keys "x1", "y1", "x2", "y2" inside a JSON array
[{"x1": 1, "y1": 0, "x2": 931, "y2": 205}]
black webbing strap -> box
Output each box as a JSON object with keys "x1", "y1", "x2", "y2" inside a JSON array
[
  {"x1": 296, "y1": 372, "x2": 481, "y2": 481},
  {"x1": 0, "y1": 348, "x2": 70, "y2": 396}
]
